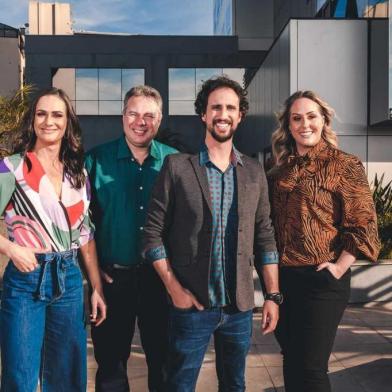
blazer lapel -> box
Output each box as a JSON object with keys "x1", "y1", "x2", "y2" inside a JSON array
[
  {"x1": 189, "y1": 155, "x2": 213, "y2": 213},
  {"x1": 236, "y1": 162, "x2": 246, "y2": 219}
]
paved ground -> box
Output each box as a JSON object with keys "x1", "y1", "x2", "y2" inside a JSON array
[{"x1": 87, "y1": 301, "x2": 392, "y2": 392}]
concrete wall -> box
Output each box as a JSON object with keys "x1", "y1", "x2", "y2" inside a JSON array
[
  {"x1": 234, "y1": 0, "x2": 274, "y2": 50},
  {"x1": 245, "y1": 19, "x2": 392, "y2": 182},
  {"x1": 235, "y1": 23, "x2": 290, "y2": 155},
  {"x1": 28, "y1": 1, "x2": 73, "y2": 35},
  {"x1": 0, "y1": 37, "x2": 21, "y2": 97},
  {"x1": 273, "y1": 0, "x2": 317, "y2": 37}
]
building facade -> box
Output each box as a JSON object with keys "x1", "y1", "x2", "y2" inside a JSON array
[
  {"x1": 0, "y1": 23, "x2": 24, "y2": 97},
  {"x1": 214, "y1": 0, "x2": 391, "y2": 183}
]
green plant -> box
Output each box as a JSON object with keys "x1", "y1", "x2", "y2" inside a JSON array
[
  {"x1": 372, "y1": 173, "x2": 392, "y2": 259},
  {"x1": 0, "y1": 85, "x2": 34, "y2": 158}
]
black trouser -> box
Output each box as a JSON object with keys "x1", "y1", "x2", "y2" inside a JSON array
[
  {"x1": 275, "y1": 266, "x2": 351, "y2": 392},
  {"x1": 91, "y1": 264, "x2": 168, "y2": 392}
]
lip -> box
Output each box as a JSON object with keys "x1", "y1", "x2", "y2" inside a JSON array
[{"x1": 132, "y1": 128, "x2": 147, "y2": 135}]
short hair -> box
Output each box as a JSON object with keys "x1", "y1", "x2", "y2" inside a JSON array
[
  {"x1": 123, "y1": 85, "x2": 163, "y2": 113},
  {"x1": 194, "y1": 75, "x2": 249, "y2": 118},
  {"x1": 271, "y1": 90, "x2": 338, "y2": 166}
]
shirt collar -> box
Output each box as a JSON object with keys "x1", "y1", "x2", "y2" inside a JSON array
[
  {"x1": 288, "y1": 138, "x2": 330, "y2": 165},
  {"x1": 117, "y1": 136, "x2": 159, "y2": 161},
  {"x1": 199, "y1": 144, "x2": 243, "y2": 167}
]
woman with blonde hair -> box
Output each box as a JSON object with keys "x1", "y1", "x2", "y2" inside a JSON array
[
  {"x1": 0, "y1": 87, "x2": 106, "y2": 391},
  {"x1": 268, "y1": 90, "x2": 380, "y2": 392}
]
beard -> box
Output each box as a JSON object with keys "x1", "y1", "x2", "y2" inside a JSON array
[{"x1": 207, "y1": 120, "x2": 236, "y2": 143}]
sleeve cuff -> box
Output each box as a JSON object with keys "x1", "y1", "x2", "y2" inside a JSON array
[
  {"x1": 145, "y1": 245, "x2": 168, "y2": 264},
  {"x1": 259, "y1": 251, "x2": 279, "y2": 265}
]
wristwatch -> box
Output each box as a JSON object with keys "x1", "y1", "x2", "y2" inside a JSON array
[{"x1": 264, "y1": 292, "x2": 283, "y2": 305}]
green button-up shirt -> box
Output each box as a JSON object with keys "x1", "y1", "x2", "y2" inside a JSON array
[{"x1": 85, "y1": 136, "x2": 177, "y2": 266}]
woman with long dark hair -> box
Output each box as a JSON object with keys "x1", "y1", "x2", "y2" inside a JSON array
[
  {"x1": 0, "y1": 87, "x2": 106, "y2": 391},
  {"x1": 268, "y1": 90, "x2": 380, "y2": 392}
]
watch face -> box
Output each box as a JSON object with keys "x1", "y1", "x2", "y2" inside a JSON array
[{"x1": 265, "y1": 293, "x2": 283, "y2": 305}]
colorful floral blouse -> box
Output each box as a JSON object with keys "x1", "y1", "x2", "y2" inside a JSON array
[
  {"x1": 0, "y1": 152, "x2": 94, "y2": 252},
  {"x1": 268, "y1": 140, "x2": 380, "y2": 266}
]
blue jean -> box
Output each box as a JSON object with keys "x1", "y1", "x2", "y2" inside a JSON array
[
  {"x1": 166, "y1": 306, "x2": 252, "y2": 392},
  {"x1": 0, "y1": 249, "x2": 87, "y2": 392}
]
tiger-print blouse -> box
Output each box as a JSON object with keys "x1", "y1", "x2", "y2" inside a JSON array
[{"x1": 268, "y1": 139, "x2": 380, "y2": 266}]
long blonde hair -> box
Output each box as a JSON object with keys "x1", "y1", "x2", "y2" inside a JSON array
[{"x1": 271, "y1": 90, "x2": 338, "y2": 166}]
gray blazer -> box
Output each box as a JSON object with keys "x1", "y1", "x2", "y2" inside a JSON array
[{"x1": 142, "y1": 152, "x2": 277, "y2": 311}]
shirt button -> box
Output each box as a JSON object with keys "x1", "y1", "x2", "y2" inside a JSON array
[
  {"x1": 131, "y1": 158, "x2": 135, "y2": 162},
  {"x1": 139, "y1": 186, "x2": 143, "y2": 190},
  {"x1": 139, "y1": 167, "x2": 142, "y2": 171},
  {"x1": 140, "y1": 206, "x2": 144, "y2": 210},
  {"x1": 139, "y1": 226, "x2": 144, "y2": 230}
]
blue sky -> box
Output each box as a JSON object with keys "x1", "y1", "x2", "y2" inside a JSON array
[{"x1": 0, "y1": 0, "x2": 213, "y2": 35}]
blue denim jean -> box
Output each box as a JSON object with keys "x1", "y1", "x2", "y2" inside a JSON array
[
  {"x1": 166, "y1": 306, "x2": 252, "y2": 392},
  {"x1": 0, "y1": 249, "x2": 87, "y2": 392}
]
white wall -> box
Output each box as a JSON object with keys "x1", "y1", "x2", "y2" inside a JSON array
[{"x1": 245, "y1": 19, "x2": 392, "y2": 182}]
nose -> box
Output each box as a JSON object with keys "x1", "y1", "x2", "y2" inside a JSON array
[
  {"x1": 219, "y1": 106, "x2": 229, "y2": 119},
  {"x1": 301, "y1": 117, "x2": 309, "y2": 128},
  {"x1": 134, "y1": 114, "x2": 146, "y2": 126},
  {"x1": 45, "y1": 114, "x2": 54, "y2": 125}
]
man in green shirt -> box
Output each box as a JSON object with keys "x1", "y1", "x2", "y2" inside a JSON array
[{"x1": 85, "y1": 85, "x2": 177, "y2": 392}]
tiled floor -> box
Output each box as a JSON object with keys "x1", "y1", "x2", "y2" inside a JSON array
[{"x1": 87, "y1": 301, "x2": 392, "y2": 391}]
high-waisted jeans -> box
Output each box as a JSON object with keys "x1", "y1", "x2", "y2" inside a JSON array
[{"x1": 0, "y1": 249, "x2": 87, "y2": 392}]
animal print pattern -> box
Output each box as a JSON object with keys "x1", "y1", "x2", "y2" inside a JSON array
[{"x1": 268, "y1": 139, "x2": 380, "y2": 266}]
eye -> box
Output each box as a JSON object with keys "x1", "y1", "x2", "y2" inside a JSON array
[
  {"x1": 292, "y1": 116, "x2": 301, "y2": 121},
  {"x1": 144, "y1": 114, "x2": 155, "y2": 120}
]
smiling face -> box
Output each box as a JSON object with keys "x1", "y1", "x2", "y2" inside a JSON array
[
  {"x1": 289, "y1": 97, "x2": 325, "y2": 155},
  {"x1": 122, "y1": 95, "x2": 162, "y2": 149},
  {"x1": 202, "y1": 87, "x2": 242, "y2": 144},
  {"x1": 33, "y1": 95, "x2": 68, "y2": 148}
]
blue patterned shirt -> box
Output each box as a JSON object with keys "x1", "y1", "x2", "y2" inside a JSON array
[{"x1": 200, "y1": 145, "x2": 240, "y2": 306}]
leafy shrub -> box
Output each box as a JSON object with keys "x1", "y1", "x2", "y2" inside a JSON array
[{"x1": 372, "y1": 174, "x2": 392, "y2": 259}]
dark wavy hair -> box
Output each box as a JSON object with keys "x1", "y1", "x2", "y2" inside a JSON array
[
  {"x1": 194, "y1": 75, "x2": 249, "y2": 118},
  {"x1": 10, "y1": 87, "x2": 86, "y2": 188}
]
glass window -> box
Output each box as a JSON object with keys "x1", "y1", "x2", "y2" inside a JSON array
[
  {"x1": 76, "y1": 101, "x2": 98, "y2": 115},
  {"x1": 99, "y1": 101, "x2": 122, "y2": 115},
  {"x1": 99, "y1": 69, "x2": 121, "y2": 100},
  {"x1": 53, "y1": 68, "x2": 144, "y2": 115},
  {"x1": 169, "y1": 68, "x2": 245, "y2": 115},
  {"x1": 196, "y1": 68, "x2": 221, "y2": 94},
  {"x1": 317, "y1": 0, "x2": 388, "y2": 18},
  {"x1": 169, "y1": 69, "x2": 195, "y2": 100},
  {"x1": 122, "y1": 69, "x2": 145, "y2": 99},
  {"x1": 76, "y1": 69, "x2": 98, "y2": 100}
]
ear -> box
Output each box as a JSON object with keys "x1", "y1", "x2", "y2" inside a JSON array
[{"x1": 201, "y1": 113, "x2": 206, "y2": 123}]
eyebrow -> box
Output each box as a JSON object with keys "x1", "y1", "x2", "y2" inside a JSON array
[
  {"x1": 291, "y1": 111, "x2": 318, "y2": 116},
  {"x1": 35, "y1": 109, "x2": 65, "y2": 114}
]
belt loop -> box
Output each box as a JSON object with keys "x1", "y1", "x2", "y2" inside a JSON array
[
  {"x1": 54, "y1": 253, "x2": 66, "y2": 299},
  {"x1": 35, "y1": 260, "x2": 50, "y2": 301}
]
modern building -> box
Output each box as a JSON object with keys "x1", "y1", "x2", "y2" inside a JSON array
[
  {"x1": 28, "y1": 0, "x2": 73, "y2": 35},
  {"x1": 0, "y1": 23, "x2": 25, "y2": 97},
  {"x1": 23, "y1": 0, "x2": 392, "y2": 185},
  {"x1": 213, "y1": 0, "x2": 391, "y2": 184}
]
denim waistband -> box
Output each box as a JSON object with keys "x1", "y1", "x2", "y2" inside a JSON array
[
  {"x1": 34, "y1": 249, "x2": 79, "y2": 301},
  {"x1": 35, "y1": 249, "x2": 78, "y2": 263}
]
